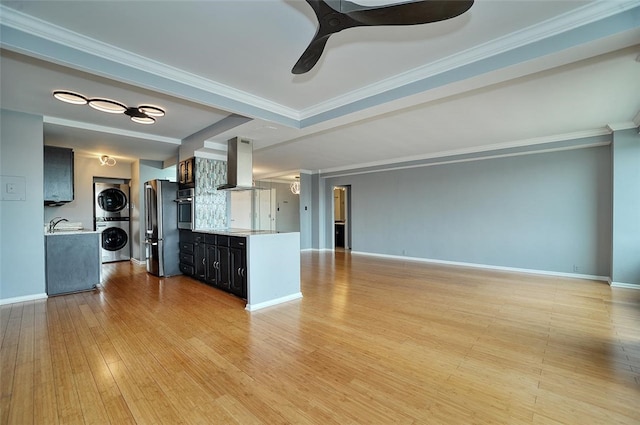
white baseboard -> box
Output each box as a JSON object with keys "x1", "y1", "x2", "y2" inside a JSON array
[
  {"x1": 610, "y1": 281, "x2": 640, "y2": 290},
  {"x1": 130, "y1": 258, "x2": 145, "y2": 266},
  {"x1": 0, "y1": 292, "x2": 48, "y2": 306},
  {"x1": 350, "y1": 251, "x2": 610, "y2": 282},
  {"x1": 301, "y1": 248, "x2": 333, "y2": 252},
  {"x1": 245, "y1": 292, "x2": 303, "y2": 312}
]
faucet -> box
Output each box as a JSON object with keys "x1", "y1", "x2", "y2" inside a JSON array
[{"x1": 49, "y1": 217, "x2": 68, "y2": 232}]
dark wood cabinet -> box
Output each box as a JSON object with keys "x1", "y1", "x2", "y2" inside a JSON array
[
  {"x1": 204, "y1": 244, "x2": 217, "y2": 285},
  {"x1": 44, "y1": 146, "x2": 74, "y2": 206},
  {"x1": 215, "y1": 245, "x2": 231, "y2": 291},
  {"x1": 179, "y1": 230, "x2": 195, "y2": 276},
  {"x1": 193, "y1": 233, "x2": 206, "y2": 281},
  {"x1": 229, "y1": 237, "x2": 247, "y2": 298},
  {"x1": 179, "y1": 230, "x2": 246, "y2": 299},
  {"x1": 178, "y1": 157, "x2": 195, "y2": 188}
]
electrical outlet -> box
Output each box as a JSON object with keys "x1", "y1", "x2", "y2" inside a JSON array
[{"x1": 573, "y1": 265, "x2": 579, "y2": 272}]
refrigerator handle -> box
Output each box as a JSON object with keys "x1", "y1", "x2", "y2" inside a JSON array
[{"x1": 145, "y1": 184, "x2": 153, "y2": 235}]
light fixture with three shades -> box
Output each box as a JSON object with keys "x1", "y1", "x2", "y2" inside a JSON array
[{"x1": 53, "y1": 90, "x2": 165, "y2": 125}]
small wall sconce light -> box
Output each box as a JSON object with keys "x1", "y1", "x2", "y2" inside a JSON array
[{"x1": 99, "y1": 155, "x2": 116, "y2": 166}]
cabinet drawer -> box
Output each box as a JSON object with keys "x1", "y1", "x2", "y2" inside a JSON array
[
  {"x1": 230, "y1": 237, "x2": 246, "y2": 249},
  {"x1": 204, "y1": 234, "x2": 216, "y2": 244},
  {"x1": 180, "y1": 242, "x2": 194, "y2": 254},
  {"x1": 217, "y1": 235, "x2": 229, "y2": 247},
  {"x1": 193, "y1": 233, "x2": 205, "y2": 243},
  {"x1": 179, "y1": 263, "x2": 195, "y2": 276},
  {"x1": 180, "y1": 252, "x2": 194, "y2": 265}
]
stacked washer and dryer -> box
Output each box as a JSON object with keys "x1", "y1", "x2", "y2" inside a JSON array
[{"x1": 94, "y1": 182, "x2": 131, "y2": 263}]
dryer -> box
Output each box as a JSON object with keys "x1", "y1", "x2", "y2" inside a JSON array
[
  {"x1": 96, "y1": 218, "x2": 130, "y2": 263},
  {"x1": 94, "y1": 182, "x2": 131, "y2": 263},
  {"x1": 95, "y1": 182, "x2": 130, "y2": 219}
]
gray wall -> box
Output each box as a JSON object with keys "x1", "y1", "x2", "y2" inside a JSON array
[
  {"x1": 324, "y1": 144, "x2": 612, "y2": 277},
  {"x1": 298, "y1": 173, "x2": 312, "y2": 249},
  {"x1": 611, "y1": 129, "x2": 640, "y2": 285},
  {"x1": 0, "y1": 110, "x2": 46, "y2": 301}
]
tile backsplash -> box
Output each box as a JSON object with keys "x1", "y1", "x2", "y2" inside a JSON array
[{"x1": 194, "y1": 157, "x2": 227, "y2": 229}]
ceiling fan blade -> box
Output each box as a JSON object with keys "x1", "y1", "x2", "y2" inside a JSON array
[
  {"x1": 293, "y1": 0, "x2": 363, "y2": 74},
  {"x1": 291, "y1": 0, "x2": 474, "y2": 74},
  {"x1": 347, "y1": 0, "x2": 474, "y2": 26},
  {"x1": 292, "y1": 36, "x2": 331, "y2": 75}
]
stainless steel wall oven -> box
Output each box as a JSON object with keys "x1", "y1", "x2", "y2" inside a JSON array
[{"x1": 176, "y1": 188, "x2": 194, "y2": 230}]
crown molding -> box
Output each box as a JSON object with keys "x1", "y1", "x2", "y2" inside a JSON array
[
  {"x1": 606, "y1": 122, "x2": 638, "y2": 132},
  {"x1": 0, "y1": 4, "x2": 300, "y2": 121},
  {"x1": 299, "y1": 0, "x2": 640, "y2": 120}
]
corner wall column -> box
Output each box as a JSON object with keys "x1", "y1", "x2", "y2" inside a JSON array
[{"x1": 611, "y1": 128, "x2": 640, "y2": 287}]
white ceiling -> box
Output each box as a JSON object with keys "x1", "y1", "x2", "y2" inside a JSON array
[{"x1": 1, "y1": 0, "x2": 639, "y2": 180}]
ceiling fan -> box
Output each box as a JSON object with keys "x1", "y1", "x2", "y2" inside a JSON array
[{"x1": 292, "y1": 0, "x2": 474, "y2": 74}]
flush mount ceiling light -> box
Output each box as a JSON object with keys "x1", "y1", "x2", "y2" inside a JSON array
[
  {"x1": 99, "y1": 155, "x2": 116, "y2": 166},
  {"x1": 53, "y1": 91, "x2": 88, "y2": 105},
  {"x1": 125, "y1": 107, "x2": 155, "y2": 124},
  {"x1": 88, "y1": 98, "x2": 127, "y2": 114},
  {"x1": 52, "y1": 90, "x2": 165, "y2": 124},
  {"x1": 138, "y1": 105, "x2": 165, "y2": 117}
]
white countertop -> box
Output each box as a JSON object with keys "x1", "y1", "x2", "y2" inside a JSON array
[
  {"x1": 45, "y1": 230, "x2": 99, "y2": 236},
  {"x1": 196, "y1": 228, "x2": 281, "y2": 236}
]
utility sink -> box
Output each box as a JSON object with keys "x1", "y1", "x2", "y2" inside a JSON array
[{"x1": 44, "y1": 220, "x2": 84, "y2": 234}]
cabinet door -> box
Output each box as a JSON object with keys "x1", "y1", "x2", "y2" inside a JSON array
[
  {"x1": 216, "y1": 245, "x2": 231, "y2": 291},
  {"x1": 204, "y1": 244, "x2": 218, "y2": 285},
  {"x1": 193, "y1": 241, "x2": 206, "y2": 281},
  {"x1": 185, "y1": 158, "x2": 196, "y2": 184},
  {"x1": 178, "y1": 161, "x2": 186, "y2": 184},
  {"x1": 44, "y1": 146, "x2": 74, "y2": 205},
  {"x1": 229, "y1": 247, "x2": 247, "y2": 298},
  {"x1": 185, "y1": 158, "x2": 194, "y2": 184}
]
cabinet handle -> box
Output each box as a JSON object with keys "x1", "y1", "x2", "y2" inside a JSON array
[{"x1": 202, "y1": 258, "x2": 206, "y2": 265}]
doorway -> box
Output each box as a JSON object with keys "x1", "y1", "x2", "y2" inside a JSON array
[
  {"x1": 333, "y1": 185, "x2": 351, "y2": 250},
  {"x1": 254, "y1": 188, "x2": 277, "y2": 231}
]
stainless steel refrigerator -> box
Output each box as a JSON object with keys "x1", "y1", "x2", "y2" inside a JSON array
[{"x1": 145, "y1": 179, "x2": 180, "y2": 277}]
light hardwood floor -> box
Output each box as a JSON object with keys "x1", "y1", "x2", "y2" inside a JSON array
[{"x1": 1, "y1": 251, "x2": 639, "y2": 424}]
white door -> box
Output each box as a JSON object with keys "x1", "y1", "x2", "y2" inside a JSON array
[
  {"x1": 254, "y1": 188, "x2": 276, "y2": 231},
  {"x1": 230, "y1": 191, "x2": 252, "y2": 229}
]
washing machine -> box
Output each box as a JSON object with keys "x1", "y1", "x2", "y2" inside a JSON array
[
  {"x1": 95, "y1": 182, "x2": 130, "y2": 219},
  {"x1": 96, "y1": 217, "x2": 131, "y2": 263},
  {"x1": 94, "y1": 182, "x2": 131, "y2": 263}
]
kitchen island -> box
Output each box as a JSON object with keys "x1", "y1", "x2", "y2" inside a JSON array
[
  {"x1": 179, "y1": 229, "x2": 301, "y2": 311},
  {"x1": 45, "y1": 230, "x2": 101, "y2": 296}
]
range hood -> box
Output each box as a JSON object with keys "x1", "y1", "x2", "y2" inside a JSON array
[{"x1": 217, "y1": 137, "x2": 256, "y2": 191}]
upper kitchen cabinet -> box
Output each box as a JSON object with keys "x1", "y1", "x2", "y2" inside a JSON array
[
  {"x1": 44, "y1": 146, "x2": 74, "y2": 206},
  {"x1": 178, "y1": 157, "x2": 195, "y2": 188}
]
